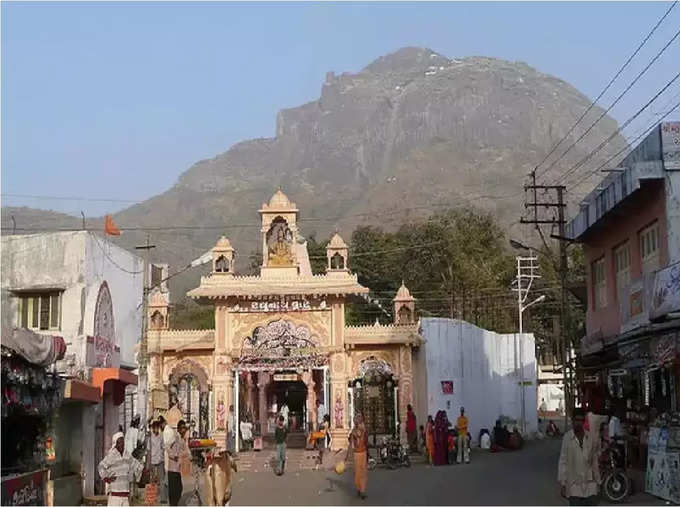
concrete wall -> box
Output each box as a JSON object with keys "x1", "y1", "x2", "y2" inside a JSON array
[
  {"x1": 415, "y1": 318, "x2": 537, "y2": 439},
  {"x1": 0, "y1": 232, "x2": 143, "y2": 369}
]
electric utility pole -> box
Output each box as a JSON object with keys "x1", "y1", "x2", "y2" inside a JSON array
[
  {"x1": 135, "y1": 234, "x2": 155, "y2": 428},
  {"x1": 521, "y1": 171, "x2": 571, "y2": 430},
  {"x1": 511, "y1": 249, "x2": 543, "y2": 435}
]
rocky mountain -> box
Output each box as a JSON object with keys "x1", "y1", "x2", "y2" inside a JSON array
[{"x1": 3, "y1": 47, "x2": 627, "y2": 300}]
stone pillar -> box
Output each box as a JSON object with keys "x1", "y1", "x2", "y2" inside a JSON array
[
  {"x1": 302, "y1": 370, "x2": 316, "y2": 431},
  {"x1": 329, "y1": 353, "x2": 349, "y2": 449},
  {"x1": 398, "y1": 346, "x2": 414, "y2": 444},
  {"x1": 257, "y1": 372, "x2": 270, "y2": 435},
  {"x1": 246, "y1": 372, "x2": 255, "y2": 420}
]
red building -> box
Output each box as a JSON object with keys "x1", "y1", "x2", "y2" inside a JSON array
[{"x1": 566, "y1": 122, "x2": 680, "y2": 487}]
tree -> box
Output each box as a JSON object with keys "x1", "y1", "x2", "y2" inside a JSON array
[{"x1": 346, "y1": 208, "x2": 517, "y2": 328}]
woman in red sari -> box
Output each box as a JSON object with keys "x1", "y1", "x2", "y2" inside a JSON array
[{"x1": 433, "y1": 410, "x2": 450, "y2": 466}]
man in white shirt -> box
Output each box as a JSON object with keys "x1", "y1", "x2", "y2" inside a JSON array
[
  {"x1": 316, "y1": 399, "x2": 326, "y2": 432},
  {"x1": 558, "y1": 410, "x2": 600, "y2": 506},
  {"x1": 98, "y1": 432, "x2": 144, "y2": 506},
  {"x1": 167, "y1": 420, "x2": 190, "y2": 506},
  {"x1": 124, "y1": 415, "x2": 143, "y2": 456},
  {"x1": 227, "y1": 405, "x2": 235, "y2": 453},
  {"x1": 159, "y1": 416, "x2": 175, "y2": 503},
  {"x1": 280, "y1": 402, "x2": 290, "y2": 429}
]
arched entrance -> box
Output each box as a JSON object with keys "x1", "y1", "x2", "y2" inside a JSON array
[
  {"x1": 350, "y1": 357, "x2": 398, "y2": 442},
  {"x1": 168, "y1": 360, "x2": 210, "y2": 438}
]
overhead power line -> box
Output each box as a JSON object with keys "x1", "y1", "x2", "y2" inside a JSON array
[
  {"x1": 533, "y1": 1, "x2": 678, "y2": 179},
  {"x1": 557, "y1": 72, "x2": 680, "y2": 186},
  {"x1": 540, "y1": 25, "x2": 680, "y2": 181},
  {"x1": 1, "y1": 193, "x2": 141, "y2": 203},
  {"x1": 566, "y1": 99, "x2": 680, "y2": 189}
]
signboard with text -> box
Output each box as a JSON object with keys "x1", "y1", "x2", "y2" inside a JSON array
[
  {"x1": 1, "y1": 469, "x2": 47, "y2": 506},
  {"x1": 662, "y1": 121, "x2": 680, "y2": 170},
  {"x1": 650, "y1": 264, "x2": 680, "y2": 320},
  {"x1": 231, "y1": 298, "x2": 328, "y2": 313}
]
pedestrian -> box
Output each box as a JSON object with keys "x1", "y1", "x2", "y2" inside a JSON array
[
  {"x1": 158, "y1": 416, "x2": 175, "y2": 502},
  {"x1": 456, "y1": 407, "x2": 470, "y2": 464},
  {"x1": 540, "y1": 398, "x2": 548, "y2": 413},
  {"x1": 149, "y1": 421, "x2": 167, "y2": 503},
  {"x1": 433, "y1": 411, "x2": 449, "y2": 466},
  {"x1": 347, "y1": 414, "x2": 368, "y2": 500},
  {"x1": 280, "y1": 400, "x2": 290, "y2": 429},
  {"x1": 558, "y1": 409, "x2": 600, "y2": 506},
  {"x1": 167, "y1": 420, "x2": 190, "y2": 506},
  {"x1": 227, "y1": 405, "x2": 236, "y2": 453},
  {"x1": 406, "y1": 404, "x2": 417, "y2": 453},
  {"x1": 425, "y1": 415, "x2": 435, "y2": 465},
  {"x1": 419, "y1": 425, "x2": 426, "y2": 453},
  {"x1": 125, "y1": 414, "x2": 143, "y2": 457},
  {"x1": 97, "y1": 431, "x2": 144, "y2": 506},
  {"x1": 447, "y1": 430, "x2": 456, "y2": 464},
  {"x1": 275, "y1": 415, "x2": 288, "y2": 475},
  {"x1": 316, "y1": 399, "x2": 327, "y2": 433}
]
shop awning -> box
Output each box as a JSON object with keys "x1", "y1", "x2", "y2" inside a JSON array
[
  {"x1": 63, "y1": 379, "x2": 100, "y2": 404},
  {"x1": 92, "y1": 368, "x2": 138, "y2": 405},
  {"x1": 1, "y1": 327, "x2": 66, "y2": 367}
]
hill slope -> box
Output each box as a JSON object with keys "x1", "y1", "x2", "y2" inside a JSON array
[{"x1": 2, "y1": 47, "x2": 626, "y2": 300}]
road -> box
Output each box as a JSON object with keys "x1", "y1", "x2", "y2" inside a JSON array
[{"x1": 221, "y1": 439, "x2": 663, "y2": 506}]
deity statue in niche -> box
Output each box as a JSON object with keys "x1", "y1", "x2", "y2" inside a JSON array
[
  {"x1": 267, "y1": 217, "x2": 294, "y2": 267},
  {"x1": 334, "y1": 393, "x2": 344, "y2": 429},
  {"x1": 216, "y1": 398, "x2": 226, "y2": 430}
]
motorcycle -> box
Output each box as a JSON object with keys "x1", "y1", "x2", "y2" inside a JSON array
[
  {"x1": 369, "y1": 436, "x2": 410, "y2": 470},
  {"x1": 600, "y1": 438, "x2": 631, "y2": 503}
]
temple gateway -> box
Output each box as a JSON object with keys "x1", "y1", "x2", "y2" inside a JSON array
[{"x1": 147, "y1": 190, "x2": 421, "y2": 450}]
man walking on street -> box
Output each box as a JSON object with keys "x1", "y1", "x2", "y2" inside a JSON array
[
  {"x1": 98, "y1": 432, "x2": 144, "y2": 506},
  {"x1": 275, "y1": 416, "x2": 288, "y2": 476},
  {"x1": 406, "y1": 405, "x2": 417, "y2": 453},
  {"x1": 149, "y1": 421, "x2": 166, "y2": 503},
  {"x1": 456, "y1": 407, "x2": 470, "y2": 464},
  {"x1": 159, "y1": 416, "x2": 174, "y2": 503},
  {"x1": 558, "y1": 409, "x2": 600, "y2": 506},
  {"x1": 167, "y1": 420, "x2": 190, "y2": 506}
]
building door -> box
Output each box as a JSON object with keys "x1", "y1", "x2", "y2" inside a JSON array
[{"x1": 350, "y1": 370, "x2": 397, "y2": 442}]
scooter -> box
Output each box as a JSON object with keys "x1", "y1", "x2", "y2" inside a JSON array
[{"x1": 600, "y1": 438, "x2": 631, "y2": 503}]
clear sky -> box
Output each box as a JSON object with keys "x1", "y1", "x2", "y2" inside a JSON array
[{"x1": 2, "y1": 1, "x2": 679, "y2": 217}]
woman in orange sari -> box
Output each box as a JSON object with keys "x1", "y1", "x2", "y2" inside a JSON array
[
  {"x1": 347, "y1": 415, "x2": 369, "y2": 499},
  {"x1": 426, "y1": 415, "x2": 435, "y2": 465}
]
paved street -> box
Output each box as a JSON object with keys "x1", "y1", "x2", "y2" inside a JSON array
[{"x1": 222, "y1": 440, "x2": 663, "y2": 506}]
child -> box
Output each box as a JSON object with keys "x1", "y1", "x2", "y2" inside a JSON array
[
  {"x1": 447, "y1": 431, "x2": 456, "y2": 464},
  {"x1": 419, "y1": 425, "x2": 426, "y2": 453},
  {"x1": 275, "y1": 415, "x2": 287, "y2": 475}
]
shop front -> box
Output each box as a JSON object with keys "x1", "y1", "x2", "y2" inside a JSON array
[
  {"x1": 577, "y1": 324, "x2": 680, "y2": 502},
  {"x1": 1, "y1": 329, "x2": 66, "y2": 506}
]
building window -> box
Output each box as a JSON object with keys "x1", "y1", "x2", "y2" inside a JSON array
[
  {"x1": 639, "y1": 222, "x2": 660, "y2": 273},
  {"x1": 592, "y1": 257, "x2": 607, "y2": 310},
  {"x1": 613, "y1": 242, "x2": 631, "y2": 292},
  {"x1": 17, "y1": 292, "x2": 61, "y2": 330}
]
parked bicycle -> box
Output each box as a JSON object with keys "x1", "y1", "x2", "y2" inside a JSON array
[{"x1": 367, "y1": 436, "x2": 410, "y2": 470}]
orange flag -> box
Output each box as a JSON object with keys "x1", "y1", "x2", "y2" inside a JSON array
[{"x1": 105, "y1": 215, "x2": 121, "y2": 236}]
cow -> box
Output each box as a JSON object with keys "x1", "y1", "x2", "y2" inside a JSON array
[{"x1": 204, "y1": 450, "x2": 238, "y2": 506}]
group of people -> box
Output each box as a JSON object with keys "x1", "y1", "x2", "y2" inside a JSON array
[
  {"x1": 98, "y1": 415, "x2": 190, "y2": 506},
  {"x1": 490, "y1": 420, "x2": 524, "y2": 452},
  {"x1": 420, "y1": 407, "x2": 471, "y2": 465}
]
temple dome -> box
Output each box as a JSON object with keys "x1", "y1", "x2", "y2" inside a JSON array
[
  {"x1": 215, "y1": 236, "x2": 234, "y2": 250},
  {"x1": 394, "y1": 282, "x2": 415, "y2": 301},
  {"x1": 268, "y1": 189, "x2": 292, "y2": 208},
  {"x1": 327, "y1": 233, "x2": 348, "y2": 249}
]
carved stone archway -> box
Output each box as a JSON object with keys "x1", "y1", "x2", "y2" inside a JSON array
[{"x1": 167, "y1": 359, "x2": 211, "y2": 438}]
